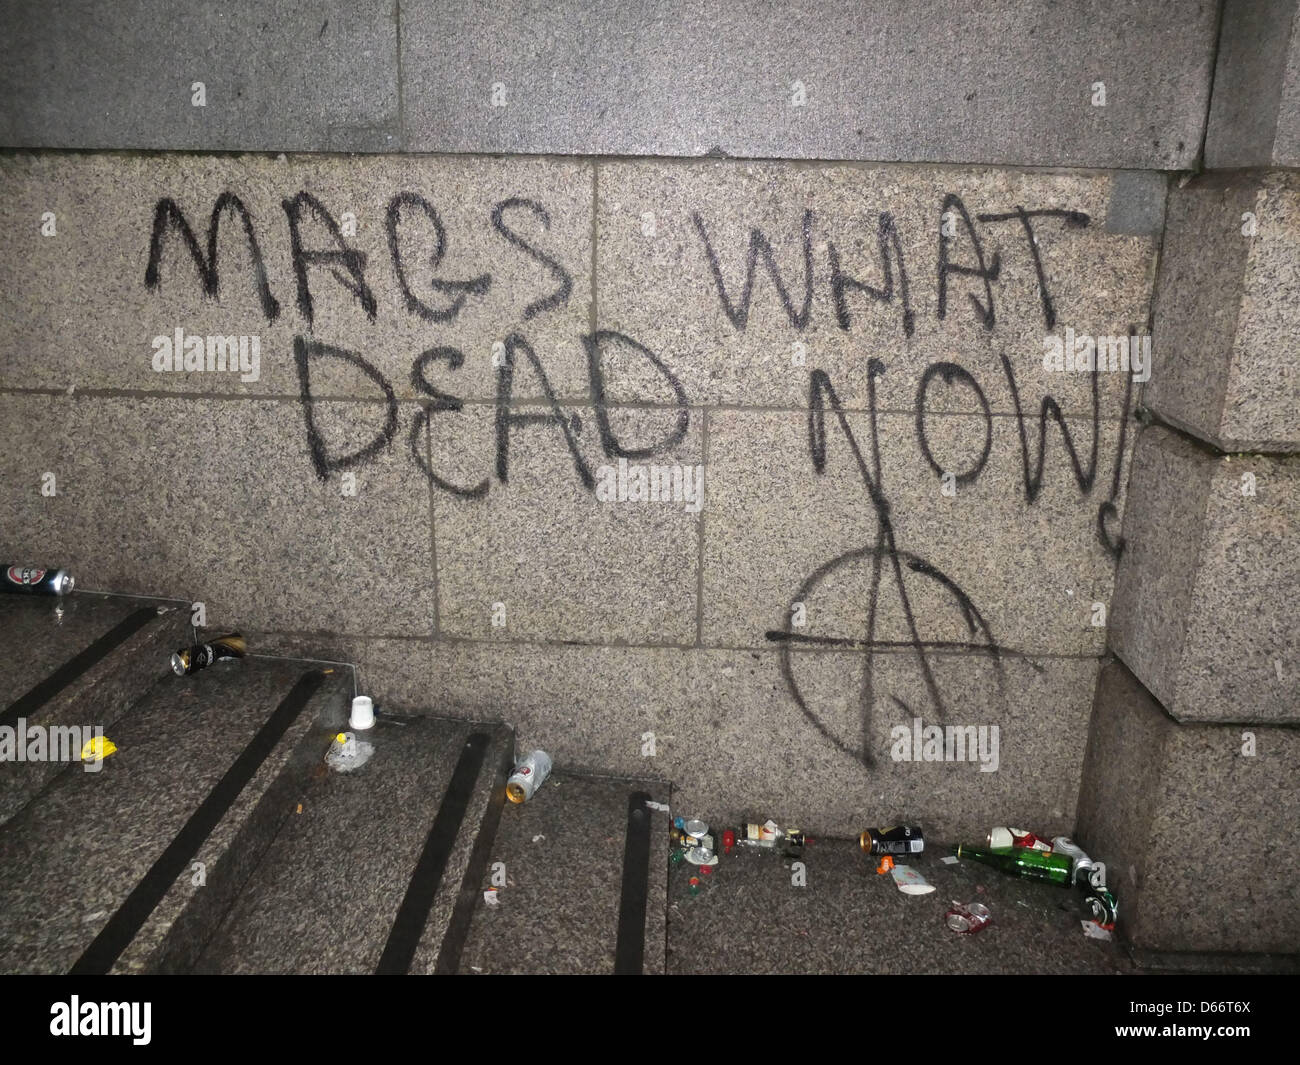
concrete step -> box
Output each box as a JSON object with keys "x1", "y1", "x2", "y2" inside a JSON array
[
  {"x1": 0, "y1": 590, "x2": 191, "y2": 826},
  {"x1": 0, "y1": 657, "x2": 346, "y2": 973},
  {"x1": 665, "y1": 835, "x2": 1131, "y2": 975},
  {"x1": 192, "y1": 716, "x2": 513, "y2": 974},
  {"x1": 454, "y1": 771, "x2": 671, "y2": 975}
]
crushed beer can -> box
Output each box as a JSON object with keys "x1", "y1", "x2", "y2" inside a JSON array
[
  {"x1": 732, "y1": 819, "x2": 806, "y2": 854},
  {"x1": 172, "y1": 633, "x2": 247, "y2": 675},
  {"x1": 1051, "y1": 836, "x2": 1108, "y2": 889},
  {"x1": 946, "y1": 901, "x2": 992, "y2": 935},
  {"x1": 1082, "y1": 886, "x2": 1119, "y2": 928},
  {"x1": 683, "y1": 819, "x2": 709, "y2": 844},
  {"x1": 671, "y1": 819, "x2": 713, "y2": 850}
]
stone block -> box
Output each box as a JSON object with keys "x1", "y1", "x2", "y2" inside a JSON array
[
  {"x1": 1111, "y1": 425, "x2": 1300, "y2": 722},
  {"x1": 1204, "y1": 0, "x2": 1300, "y2": 169},
  {"x1": 430, "y1": 403, "x2": 703, "y2": 645},
  {"x1": 0, "y1": 0, "x2": 399, "y2": 152},
  {"x1": 0, "y1": 152, "x2": 593, "y2": 402},
  {"x1": 1076, "y1": 659, "x2": 1300, "y2": 955},
  {"x1": 1149, "y1": 170, "x2": 1300, "y2": 452},
  {"x1": 0, "y1": 394, "x2": 435, "y2": 636},
  {"x1": 402, "y1": 0, "x2": 1215, "y2": 168}
]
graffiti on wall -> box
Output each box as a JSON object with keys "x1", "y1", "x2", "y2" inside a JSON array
[{"x1": 143, "y1": 185, "x2": 1134, "y2": 765}]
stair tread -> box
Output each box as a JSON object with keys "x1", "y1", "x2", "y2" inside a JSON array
[
  {"x1": 0, "y1": 658, "x2": 327, "y2": 974},
  {"x1": 1, "y1": 592, "x2": 190, "y2": 827},
  {"x1": 0, "y1": 593, "x2": 158, "y2": 697},
  {"x1": 456, "y1": 771, "x2": 670, "y2": 975},
  {"x1": 194, "y1": 716, "x2": 510, "y2": 975}
]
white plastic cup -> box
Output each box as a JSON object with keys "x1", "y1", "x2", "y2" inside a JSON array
[{"x1": 350, "y1": 695, "x2": 375, "y2": 730}]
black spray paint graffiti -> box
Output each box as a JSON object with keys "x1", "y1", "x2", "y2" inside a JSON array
[
  {"x1": 145, "y1": 189, "x2": 695, "y2": 493},
  {"x1": 145, "y1": 187, "x2": 1131, "y2": 767},
  {"x1": 145, "y1": 193, "x2": 281, "y2": 321},
  {"x1": 145, "y1": 190, "x2": 572, "y2": 332},
  {"x1": 293, "y1": 329, "x2": 691, "y2": 497},
  {"x1": 283, "y1": 191, "x2": 377, "y2": 327},
  {"x1": 690, "y1": 195, "x2": 1130, "y2": 556},
  {"x1": 691, "y1": 197, "x2": 1131, "y2": 765},
  {"x1": 386, "y1": 191, "x2": 492, "y2": 323},
  {"x1": 766, "y1": 364, "x2": 1006, "y2": 766},
  {"x1": 767, "y1": 343, "x2": 1132, "y2": 764}
]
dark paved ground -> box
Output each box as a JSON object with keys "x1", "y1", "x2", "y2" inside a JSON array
[{"x1": 666, "y1": 836, "x2": 1132, "y2": 975}]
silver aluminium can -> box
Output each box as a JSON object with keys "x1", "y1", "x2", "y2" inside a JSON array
[{"x1": 506, "y1": 749, "x2": 553, "y2": 804}]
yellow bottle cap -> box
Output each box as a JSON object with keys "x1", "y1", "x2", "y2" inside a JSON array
[{"x1": 80, "y1": 736, "x2": 118, "y2": 762}]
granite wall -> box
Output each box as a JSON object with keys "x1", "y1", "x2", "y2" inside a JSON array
[
  {"x1": 4, "y1": 0, "x2": 1298, "y2": 965},
  {"x1": 0, "y1": 152, "x2": 1158, "y2": 838},
  {"x1": 1075, "y1": 0, "x2": 1300, "y2": 959}
]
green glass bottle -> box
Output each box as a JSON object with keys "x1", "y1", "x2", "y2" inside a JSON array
[{"x1": 953, "y1": 843, "x2": 1073, "y2": 886}]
